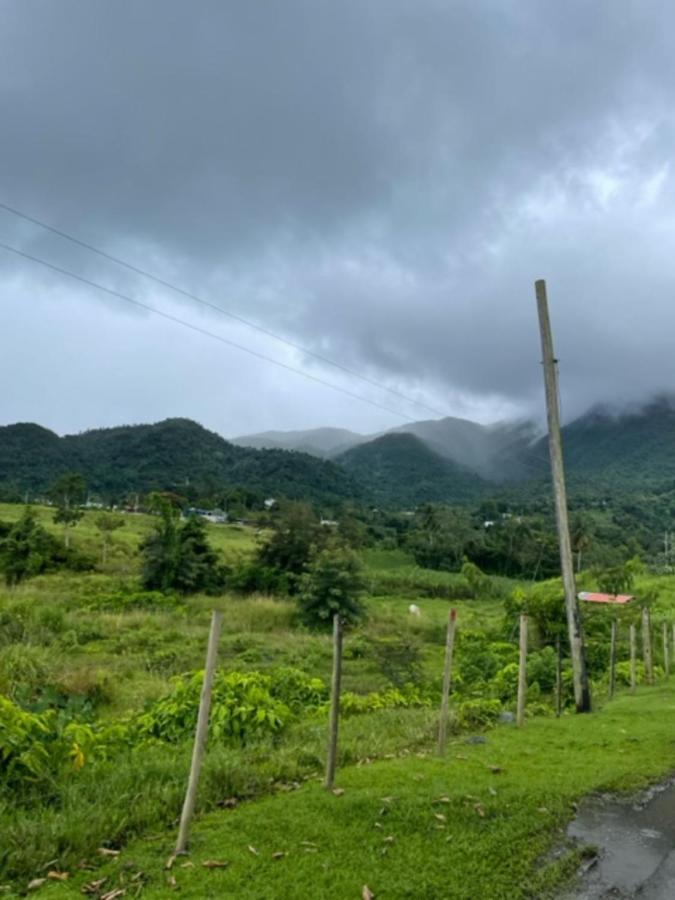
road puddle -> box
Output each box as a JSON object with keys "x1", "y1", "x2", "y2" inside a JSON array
[{"x1": 564, "y1": 778, "x2": 675, "y2": 898}]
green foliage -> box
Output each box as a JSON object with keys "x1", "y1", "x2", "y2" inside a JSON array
[
  {"x1": 297, "y1": 545, "x2": 365, "y2": 629},
  {"x1": 0, "y1": 508, "x2": 90, "y2": 585},
  {"x1": 457, "y1": 697, "x2": 502, "y2": 730},
  {"x1": 597, "y1": 556, "x2": 643, "y2": 595},
  {"x1": 461, "y1": 559, "x2": 499, "y2": 598},
  {"x1": 371, "y1": 636, "x2": 424, "y2": 687},
  {"x1": 94, "y1": 511, "x2": 124, "y2": 564},
  {"x1": 256, "y1": 502, "x2": 324, "y2": 589},
  {"x1": 140, "y1": 498, "x2": 225, "y2": 594},
  {"x1": 408, "y1": 505, "x2": 475, "y2": 571},
  {"x1": 339, "y1": 684, "x2": 433, "y2": 716},
  {"x1": 135, "y1": 669, "x2": 323, "y2": 745}
]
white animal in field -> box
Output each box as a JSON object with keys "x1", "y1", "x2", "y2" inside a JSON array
[{"x1": 408, "y1": 603, "x2": 421, "y2": 617}]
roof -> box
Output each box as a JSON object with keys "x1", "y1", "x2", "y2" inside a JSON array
[{"x1": 577, "y1": 591, "x2": 635, "y2": 605}]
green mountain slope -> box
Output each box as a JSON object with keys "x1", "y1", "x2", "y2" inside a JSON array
[
  {"x1": 0, "y1": 418, "x2": 362, "y2": 505},
  {"x1": 337, "y1": 432, "x2": 487, "y2": 506}
]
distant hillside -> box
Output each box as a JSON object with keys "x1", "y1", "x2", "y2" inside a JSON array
[
  {"x1": 389, "y1": 416, "x2": 540, "y2": 480},
  {"x1": 0, "y1": 418, "x2": 362, "y2": 505},
  {"x1": 337, "y1": 432, "x2": 487, "y2": 506},
  {"x1": 233, "y1": 415, "x2": 540, "y2": 479},
  {"x1": 231, "y1": 426, "x2": 368, "y2": 458},
  {"x1": 557, "y1": 397, "x2": 675, "y2": 490}
]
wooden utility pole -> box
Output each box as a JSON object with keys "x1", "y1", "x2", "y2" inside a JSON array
[
  {"x1": 642, "y1": 607, "x2": 654, "y2": 685},
  {"x1": 438, "y1": 608, "x2": 457, "y2": 754},
  {"x1": 325, "y1": 613, "x2": 343, "y2": 790},
  {"x1": 536, "y1": 280, "x2": 591, "y2": 712},
  {"x1": 663, "y1": 622, "x2": 670, "y2": 677},
  {"x1": 608, "y1": 620, "x2": 617, "y2": 700},
  {"x1": 516, "y1": 614, "x2": 528, "y2": 727},
  {"x1": 175, "y1": 609, "x2": 223, "y2": 855}
]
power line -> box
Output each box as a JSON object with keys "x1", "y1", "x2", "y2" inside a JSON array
[
  {"x1": 0, "y1": 239, "x2": 420, "y2": 423},
  {"x1": 0, "y1": 200, "x2": 448, "y2": 420}
]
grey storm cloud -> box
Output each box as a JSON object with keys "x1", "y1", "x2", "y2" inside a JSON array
[{"x1": 2, "y1": 0, "x2": 675, "y2": 435}]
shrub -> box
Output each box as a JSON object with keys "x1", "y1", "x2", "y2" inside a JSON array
[
  {"x1": 297, "y1": 545, "x2": 365, "y2": 629},
  {"x1": 457, "y1": 698, "x2": 502, "y2": 730},
  {"x1": 339, "y1": 684, "x2": 433, "y2": 717},
  {"x1": 135, "y1": 670, "x2": 291, "y2": 745}
]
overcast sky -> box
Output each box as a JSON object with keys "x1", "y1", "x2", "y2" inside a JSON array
[{"x1": 2, "y1": 1, "x2": 675, "y2": 439}]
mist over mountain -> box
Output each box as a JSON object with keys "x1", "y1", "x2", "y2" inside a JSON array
[
  {"x1": 233, "y1": 414, "x2": 542, "y2": 480},
  {"x1": 231, "y1": 427, "x2": 369, "y2": 459}
]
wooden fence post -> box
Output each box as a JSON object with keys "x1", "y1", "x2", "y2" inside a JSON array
[
  {"x1": 663, "y1": 622, "x2": 670, "y2": 678},
  {"x1": 438, "y1": 608, "x2": 457, "y2": 754},
  {"x1": 516, "y1": 614, "x2": 528, "y2": 727},
  {"x1": 608, "y1": 619, "x2": 617, "y2": 700},
  {"x1": 175, "y1": 609, "x2": 223, "y2": 855},
  {"x1": 630, "y1": 623, "x2": 637, "y2": 694},
  {"x1": 325, "y1": 613, "x2": 343, "y2": 790},
  {"x1": 642, "y1": 607, "x2": 654, "y2": 685}
]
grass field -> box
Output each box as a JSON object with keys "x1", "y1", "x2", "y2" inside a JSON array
[
  {"x1": 36, "y1": 683, "x2": 675, "y2": 900},
  {"x1": 4, "y1": 504, "x2": 675, "y2": 897}
]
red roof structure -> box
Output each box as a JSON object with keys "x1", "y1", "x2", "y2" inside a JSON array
[{"x1": 577, "y1": 591, "x2": 635, "y2": 605}]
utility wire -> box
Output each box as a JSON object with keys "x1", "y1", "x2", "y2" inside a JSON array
[
  {"x1": 0, "y1": 200, "x2": 448, "y2": 420},
  {"x1": 0, "y1": 239, "x2": 421, "y2": 423}
]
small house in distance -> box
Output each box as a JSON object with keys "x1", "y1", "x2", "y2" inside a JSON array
[{"x1": 577, "y1": 592, "x2": 635, "y2": 605}]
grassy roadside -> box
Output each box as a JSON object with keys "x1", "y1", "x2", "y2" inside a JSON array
[{"x1": 40, "y1": 683, "x2": 675, "y2": 900}]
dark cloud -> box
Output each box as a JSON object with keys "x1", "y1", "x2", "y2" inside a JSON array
[{"x1": 2, "y1": 1, "x2": 675, "y2": 434}]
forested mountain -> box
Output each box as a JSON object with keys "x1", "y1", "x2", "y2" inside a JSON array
[
  {"x1": 3, "y1": 397, "x2": 675, "y2": 509},
  {"x1": 337, "y1": 432, "x2": 487, "y2": 506},
  {"x1": 0, "y1": 419, "x2": 362, "y2": 506},
  {"x1": 555, "y1": 397, "x2": 675, "y2": 489}
]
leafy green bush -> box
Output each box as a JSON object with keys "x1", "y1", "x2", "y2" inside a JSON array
[
  {"x1": 339, "y1": 684, "x2": 433, "y2": 717},
  {"x1": 457, "y1": 698, "x2": 502, "y2": 730},
  {"x1": 268, "y1": 667, "x2": 327, "y2": 713},
  {"x1": 491, "y1": 662, "x2": 519, "y2": 702}
]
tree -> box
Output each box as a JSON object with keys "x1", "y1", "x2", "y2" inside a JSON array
[
  {"x1": 0, "y1": 508, "x2": 64, "y2": 585},
  {"x1": 140, "y1": 497, "x2": 224, "y2": 595},
  {"x1": 94, "y1": 512, "x2": 125, "y2": 565},
  {"x1": 297, "y1": 545, "x2": 365, "y2": 629},
  {"x1": 140, "y1": 494, "x2": 180, "y2": 592},
  {"x1": 49, "y1": 473, "x2": 86, "y2": 548},
  {"x1": 173, "y1": 515, "x2": 224, "y2": 594},
  {"x1": 256, "y1": 502, "x2": 324, "y2": 590},
  {"x1": 408, "y1": 506, "x2": 474, "y2": 571}
]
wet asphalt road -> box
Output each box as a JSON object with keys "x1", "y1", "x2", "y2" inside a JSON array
[{"x1": 564, "y1": 779, "x2": 675, "y2": 899}]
